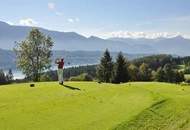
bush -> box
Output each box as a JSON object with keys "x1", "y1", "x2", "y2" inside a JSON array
[
  {"x1": 185, "y1": 78, "x2": 190, "y2": 83},
  {"x1": 0, "y1": 70, "x2": 7, "y2": 85},
  {"x1": 40, "y1": 73, "x2": 52, "y2": 81},
  {"x1": 69, "y1": 73, "x2": 93, "y2": 81},
  {"x1": 184, "y1": 67, "x2": 190, "y2": 74}
]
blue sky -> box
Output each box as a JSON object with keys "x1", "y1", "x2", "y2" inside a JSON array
[{"x1": 0, "y1": 0, "x2": 190, "y2": 38}]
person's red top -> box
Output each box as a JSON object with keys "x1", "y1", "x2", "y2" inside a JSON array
[{"x1": 57, "y1": 59, "x2": 64, "y2": 69}]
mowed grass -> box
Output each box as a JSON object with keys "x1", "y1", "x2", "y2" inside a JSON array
[{"x1": 0, "y1": 82, "x2": 190, "y2": 130}]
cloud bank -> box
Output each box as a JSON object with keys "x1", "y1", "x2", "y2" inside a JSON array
[
  {"x1": 103, "y1": 31, "x2": 181, "y2": 39},
  {"x1": 19, "y1": 18, "x2": 38, "y2": 26}
]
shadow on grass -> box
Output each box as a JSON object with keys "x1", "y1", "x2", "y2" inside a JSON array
[{"x1": 62, "y1": 84, "x2": 81, "y2": 91}]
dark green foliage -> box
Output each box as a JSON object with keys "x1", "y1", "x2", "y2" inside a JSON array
[
  {"x1": 0, "y1": 70, "x2": 6, "y2": 85},
  {"x1": 155, "y1": 67, "x2": 165, "y2": 82},
  {"x1": 128, "y1": 64, "x2": 140, "y2": 81},
  {"x1": 6, "y1": 69, "x2": 13, "y2": 82},
  {"x1": 96, "y1": 49, "x2": 114, "y2": 83},
  {"x1": 184, "y1": 67, "x2": 190, "y2": 74},
  {"x1": 112, "y1": 52, "x2": 130, "y2": 83},
  {"x1": 14, "y1": 28, "x2": 54, "y2": 82},
  {"x1": 183, "y1": 57, "x2": 190, "y2": 74},
  {"x1": 175, "y1": 71, "x2": 185, "y2": 83},
  {"x1": 185, "y1": 78, "x2": 190, "y2": 83},
  {"x1": 133, "y1": 54, "x2": 174, "y2": 70},
  {"x1": 69, "y1": 73, "x2": 93, "y2": 81},
  {"x1": 139, "y1": 63, "x2": 152, "y2": 81},
  {"x1": 180, "y1": 56, "x2": 190, "y2": 65},
  {"x1": 0, "y1": 69, "x2": 14, "y2": 85},
  {"x1": 163, "y1": 64, "x2": 175, "y2": 82},
  {"x1": 63, "y1": 65, "x2": 97, "y2": 80},
  {"x1": 154, "y1": 64, "x2": 185, "y2": 83},
  {"x1": 40, "y1": 73, "x2": 52, "y2": 82},
  {"x1": 41, "y1": 65, "x2": 97, "y2": 81}
]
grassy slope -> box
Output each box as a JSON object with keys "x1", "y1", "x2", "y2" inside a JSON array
[
  {"x1": 0, "y1": 82, "x2": 190, "y2": 130},
  {"x1": 113, "y1": 83, "x2": 190, "y2": 130}
]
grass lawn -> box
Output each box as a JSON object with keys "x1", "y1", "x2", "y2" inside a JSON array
[{"x1": 0, "y1": 82, "x2": 190, "y2": 130}]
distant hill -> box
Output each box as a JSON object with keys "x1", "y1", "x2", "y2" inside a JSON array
[
  {"x1": 0, "y1": 21, "x2": 190, "y2": 55},
  {"x1": 0, "y1": 48, "x2": 16, "y2": 69},
  {"x1": 109, "y1": 36, "x2": 190, "y2": 56}
]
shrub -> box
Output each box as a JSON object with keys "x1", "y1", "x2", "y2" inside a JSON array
[
  {"x1": 69, "y1": 73, "x2": 93, "y2": 81},
  {"x1": 184, "y1": 67, "x2": 190, "y2": 74},
  {"x1": 40, "y1": 73, "x2": 52, "y2": 81},
  {"x1": 185, "y1": 78, "x2": 190, "y2": 83},
  {"x1": 0, "y1": 70, "x2": 7, "y2": 85}
]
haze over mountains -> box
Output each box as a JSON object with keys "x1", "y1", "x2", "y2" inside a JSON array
[
  {"x1": 0, "y1": 21, "x2": 190, "y2": 56},
  {"x1": 0, "y1": 48, "x2": 147, "y2": 70}
]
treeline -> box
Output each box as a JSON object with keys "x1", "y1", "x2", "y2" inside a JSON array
[
  {"x1": 34, "y1": 50, "x2": 189, "y2": 83},
  {"x1": 96, "y1": 49, "x2": 185, "y2": 84},
  {"x1": 0, "y1": 69, "x2": 13, "y2": 85},
  {"x1": 39, "y1": 65, "x2": 97, "y2": 82},
  {"x1": 2, "y1": 50, "x2": 190, "y2": 84}
]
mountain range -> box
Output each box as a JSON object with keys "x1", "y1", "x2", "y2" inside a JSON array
[{"x1": 0, "y1": 21, "x2": 190, "y2": 56}]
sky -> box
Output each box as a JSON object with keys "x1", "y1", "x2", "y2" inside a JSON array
[{"x1": 0, "y1": 0, "x2": 190, "y2": 38}]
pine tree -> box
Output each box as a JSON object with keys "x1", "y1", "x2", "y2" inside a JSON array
[
  {"x1": 6, "y1": 69, "x2": 13, "y2": 82},
  {"x1": 96, "y1": 49, "x2": 114, "y2": 83},
  {"x1": 155, "y1": 67, "x2": 165, "y2": 82},
  {"x1": 0, "y1": 70, "x2": 6, "y2": 85},
  {"x1": 112, "y1": 52, "x2": 130, "y2": 83}
]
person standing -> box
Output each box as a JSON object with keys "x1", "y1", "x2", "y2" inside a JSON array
[{"x1": 55, "y1": 58, "x2": 64, "y2": 85}]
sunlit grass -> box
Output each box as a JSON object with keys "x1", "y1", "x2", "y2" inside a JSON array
[{"x1": 0, "y1": 82, "x2": 190, "y2": 130}]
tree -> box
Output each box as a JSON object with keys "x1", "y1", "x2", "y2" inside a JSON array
[
  {"x1": 139, "y1": 63, "x2": 152, "y2": 81},
  {"x1": 155, "y1": 67, "x2": 165, "y2": 82},
  {"x1": 14, "y1": 28, "x2": 54, "y2": 81},
  {"x1": 174, "y1": 71, "x2": 185, "y2": 83},
  {"x1": 163, "y1": 63, "x2": 174, "y2": 82},
  {"x1": 112, "y1": 52, "x2": 130, "y2": 83},
  {"x1": 0, "y1": 70, "x2": 6, "y2": 85},
  {"x1": 128, "y1": 64, "x2": 139, "y2": 81},
  {"x1": 96, "y1": 49, "x2": 114, "y2": 83},
  {"x1": 6, "y1": 69, "x2": 14, "y2": 82}
]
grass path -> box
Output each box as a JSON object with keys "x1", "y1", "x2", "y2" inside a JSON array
[{"x1": 0, "y1": 82, "x2": 190, "y2": 130}]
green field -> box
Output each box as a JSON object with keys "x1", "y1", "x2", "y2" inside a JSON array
[{"x1": 0, "y1": 82, "x2": 190, "y2": 130}]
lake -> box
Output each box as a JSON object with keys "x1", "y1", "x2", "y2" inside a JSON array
[{"x1": 6, "y1": 64, "x2": 95, "y2": 79}]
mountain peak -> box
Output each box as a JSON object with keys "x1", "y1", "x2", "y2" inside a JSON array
[
  {"x1": 0, "y1": 21, "x2": 10, "y2": 26},
  {"x1": 173, "y1": 35, "x2": 184, "y2": 39},
  {"x1": 88, "y1": 36, "x2": 104, "y2": 40}
]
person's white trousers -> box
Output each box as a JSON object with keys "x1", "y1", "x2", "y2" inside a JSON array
[{"x1": 57, "y1": 69, "x2": 63, "y2": 83}]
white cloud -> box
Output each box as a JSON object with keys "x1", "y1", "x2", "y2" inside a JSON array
[
  {"x1": 103, "y1": 31, "x2": 181, "y2": 39},
  {"x1": 48, "y1": 2, "x2": 55, "y2": 10},
  {"x1": 67, "y1": 18, "x2": 74, "y2": 23},
  {"x1": 19, "y1": 18, "x2": 38, "y2": 26},
  {"x1": 67, "y1": 18, "x2": 80, "y2": 23}
]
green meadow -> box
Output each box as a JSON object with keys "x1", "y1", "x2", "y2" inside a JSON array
[{"x1": 0, "y1": 82, "x2": 190, "y2": 130}]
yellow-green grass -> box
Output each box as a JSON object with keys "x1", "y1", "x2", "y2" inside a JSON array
[{"x1": 0, "y1": 82, "x2": 190, "y2": 130}]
